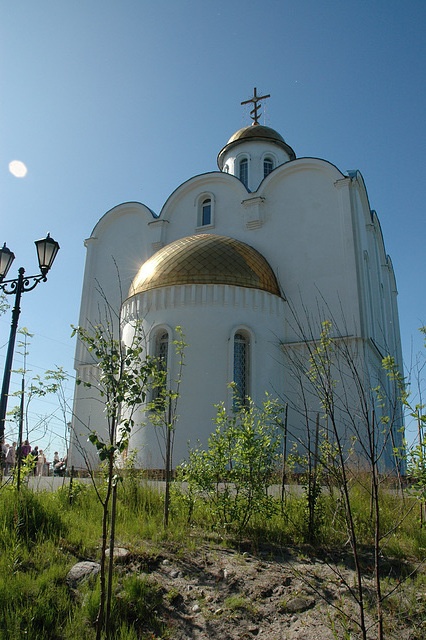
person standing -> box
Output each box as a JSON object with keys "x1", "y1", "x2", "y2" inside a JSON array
[
  {"x1": 20, "y1": 440, "x2": 31, "y2": 460},
  {"x1": 5, "y1": 442, "x2": 16, "y2": 475},
  {"x1": 37, "y1": 449, "x2": 46, "y2": 476},
  {"x1": 1, "y1": 441, "x2": 8, "y2": 473},
  {"x1": 30, "y1": 445, "x2": 39, "y2": 476},
  {"x1": 3, "y1": 443, "x2": 10, "y2": 474}
]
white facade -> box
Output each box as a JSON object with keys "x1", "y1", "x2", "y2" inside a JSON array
[{"x1": 70, "y1": 118, "x2": 403, "y2": 471}]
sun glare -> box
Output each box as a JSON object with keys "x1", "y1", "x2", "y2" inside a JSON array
[
  {"x1": 138, "y1": 258, "x2": 157, "y2": 282},
  {"x1": 9, "y1": 160, "x2": 28, "y2": 178}
]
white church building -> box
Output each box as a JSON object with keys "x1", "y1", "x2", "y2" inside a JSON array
[{"x1": 70, "y1": 90, "x2": 403, "y2": 471}]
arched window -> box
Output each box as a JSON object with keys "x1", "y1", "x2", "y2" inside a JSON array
[
  {"x1": 201, "y1": 198, "x2": 211, "y2": 226},
  {"x1": 156, "y1": 331, "x2": 168, "y2": 364},
  {"x1": 263, "y1": 157, "x2": 273, "y2": 178},
  {"x1": 152, "y1": 331, "x2": 168, "y2": 408},
  {"x1": 197, "y1": 193, "x2": 214, "y2": 228},
  {"x1": 224, "y1": 164, "x2": 229, "y2": 173},
  {"x1": 233, "y1": 332, "x2": 250, "y2": 409},
  {"x1": 239, "y1": 158, "x2": 248, "y2": 187}
]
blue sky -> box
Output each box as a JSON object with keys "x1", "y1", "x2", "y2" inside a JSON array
[{"x1": 1, "y1": 0, "x2": 425, "y2": 457}]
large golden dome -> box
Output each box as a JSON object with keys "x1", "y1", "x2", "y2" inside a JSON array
[
  {"x1": 129, "y1": 234, "x2": 281, "y2": 297},
  {"x1": 217, "y1": 123, "x2": 296, "y2": 169}
]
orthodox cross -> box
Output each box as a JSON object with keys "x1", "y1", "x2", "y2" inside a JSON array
[{"x1": 241, "y1": 88, "x2": 270, "y2": 124}]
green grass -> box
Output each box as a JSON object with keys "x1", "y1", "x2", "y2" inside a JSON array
[
  {"x1": 224, "y1": 594, "x2": 256, "y2": 616},
  {"x1": 0, "y1": 475, "x2": 425, "y2": 639}
]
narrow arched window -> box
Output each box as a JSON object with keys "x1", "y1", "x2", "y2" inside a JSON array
[
  {"x1": 156, "y1": 331, "x2": 168, "y2": 364},
  {"x1": 239, "y1": 158, "x2": 248, "y2": 187},
  {"x1": 152, "y1": 331, "x2": 168, "y2": 409},
  {"x1": 201, "y1": 198, "x2": 211, "y2": 226},
  {"x1": 233, "y1": 332, "x2": 249, "y2": 409},
  {"x1": 197, "y1": 194, "x2": 214, "y2": 228},
  {"x1": 264, "y1": 157, "x2": 273, "y2": 178}
]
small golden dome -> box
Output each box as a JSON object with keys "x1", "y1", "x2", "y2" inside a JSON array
[
  {"x1": 217, "y1": 123, "x2": 296, "y2": 169},
  {"x1": 227, "y1": 124, "x2": 287, "y2": 145},
  {"x1": 129, "y1": 234, "x2": 281, "y2": 297}
]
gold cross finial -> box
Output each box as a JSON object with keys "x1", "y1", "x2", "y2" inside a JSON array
[{"x1": 241, "y1": 87, "x2": 270, "y2": 124}]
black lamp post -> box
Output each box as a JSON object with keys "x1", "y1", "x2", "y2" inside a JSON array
[{"x1": 0, "y1": 234, "x2": 60, "y2": 473}]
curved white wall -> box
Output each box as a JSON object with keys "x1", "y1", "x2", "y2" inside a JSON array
[
  {"x1": 70, "y1": 124, "x2": 404, "y2": 471},
  {"x1": 220, "y1": 140, "x2": 292, "y2": 192},
  {"x1": 121, "y1": 283, "x2": 286, "y2": 468}
]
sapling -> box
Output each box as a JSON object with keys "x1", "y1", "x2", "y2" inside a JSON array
[
  {"x1": 72, "y1": 319, "x2": 158, "y2": 640},
  {"x1": 146, "y1": 326, "x2": 187, "y2": 527}
]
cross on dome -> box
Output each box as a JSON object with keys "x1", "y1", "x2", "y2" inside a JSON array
[{"x1": 241, "y1": 87, "x2": 270, "y2": 124}]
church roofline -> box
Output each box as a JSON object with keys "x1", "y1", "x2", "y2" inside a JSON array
[
  {"x1": 88, "y1": 201, "x2": 158, "y2": 239},
  {"x1": 158, "y1": 171, "x2": 249, "y2": 218},
  {"x1": 346, "y1": 170, "x2": 390, "y2": 259},
  {"x1": 157, "y1": 158, "x2": 349, "y2": 221},
  {"x1": 256, "y1": 156, "x2": 345, "y2": 186}
]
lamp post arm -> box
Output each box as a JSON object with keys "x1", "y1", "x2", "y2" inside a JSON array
[{"x1": 0, "y1": 271, "x2": 47, "y2": 295}]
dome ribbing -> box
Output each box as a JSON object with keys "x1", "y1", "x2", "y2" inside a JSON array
[{"x1": 129, "y1": 234, "x2": 281, "y2": 297}]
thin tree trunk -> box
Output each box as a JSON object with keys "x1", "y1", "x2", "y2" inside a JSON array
[
  {"x1": 417, "y1": 409, "x2": 425, "y2": 527},
  {"x1": 163, "y1": 398, "x2": 172, "y2": 527},
  {"x1": 306, "y1": 414, "x2": 315, "y2": 543},
  {"x1": 95, "y1": 451, "x2": 113, "y2": 640},
  {"x1": 372, "y1": 457, "x2": 384, "y2": 640},
  {"x1": 105, "y1": 480, "x2": 118, "y2": 638},
  {"x1": 68, "y1": 466, "x2": 74, "y2": 505},
  {"x1": 389, "y1": 426, "x2": 404, "y2": 503},
  {"x1": 330, "y1": 414, "x2": 367, "y2": 640},
  {"x1": 280, "y1": 403, "x2": 288, "y2": 509},
  {"x1": 311, "y1": 413, "x2": 320, "y2": 541},
  {"x1": 367, "y1": 408, "x2": 384, "y2": 639},
  {"x1": 16, "y1": 378, "x2": 24, "y2": 491}
]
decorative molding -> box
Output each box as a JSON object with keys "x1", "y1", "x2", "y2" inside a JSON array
[
  {"x1": 121, "y1": 284, "x2": 284, "y2": 322},
  {"x1": 84, "y1": 236, "x2": 97, "y2": 248},
  {"x1": 75, "y1": 363, "x2": 99, "y2": 383},
  {"x1": 334, "y1": 177, "x2": 351, "y2": 190},
  {"x1": 148, "y1": 219, "x2": 169, "y2": 254},
  {"x1": 241, "y1": 196, "x2": 265, "y2": 229},
  {"x1": 151, "y1": 242, "x2": 164, "y2": 252},
  {"x1": 147, "y1": 219, "x2": 169, "y2": 228}
]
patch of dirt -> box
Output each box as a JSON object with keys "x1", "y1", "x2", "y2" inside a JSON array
[{"x1": 113, "y1": 542, "x2": 424, "y2": 640}]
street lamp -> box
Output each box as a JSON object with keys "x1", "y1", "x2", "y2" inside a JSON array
[{"x1": 0, "y1": 234, "x2": 60, "y2": 473}]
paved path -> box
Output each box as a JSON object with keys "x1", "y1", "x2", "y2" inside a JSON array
[
  {"x1": 22, "y1": 475, "x2": 303, "y2": 496},
  {"x1": 27, "y1": 476, "x2": 91, "y2": 491},
  {"x1": 25, "y1": 476, "x2": 165, "y2": 492}
]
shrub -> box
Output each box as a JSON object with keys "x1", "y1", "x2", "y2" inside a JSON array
[{"x1": 179, "y1": 394, "x2": 283, "y2": 534}]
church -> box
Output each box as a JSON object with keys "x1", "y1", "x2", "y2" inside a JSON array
[{"x1": 70, "y1": 90, "x2": 404, "y2": 472}]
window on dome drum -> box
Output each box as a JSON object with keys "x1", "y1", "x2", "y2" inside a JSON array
[
  {"x1": 239, "y1": 158, "x2": 248, "y2": 187},
  {"x1": 201, "y1": 198, "x2": 211, "y2": 226},
  {"x1": 264, "y1": 157, "x2": 273, "y2": 178},
  {"x1": 152, "y1": 331, "x2": 168, "y2": 409},
  {"x1": 233, "y1": 332, "x2": 250, "y2": 409}
]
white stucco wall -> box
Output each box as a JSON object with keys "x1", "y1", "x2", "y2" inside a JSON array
[
  {"x1": 156, "y1": 159, "x2": 361, "y2": 340},
  {"x1": 121, "y1": 284, "x2": 286, "y2": 468},
  {"x1": 70, "y1": 123, "x2": 403, "y2": 471},
  {"x1": 219, "y1": 139, "x2": 292, "y2": 192}
]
